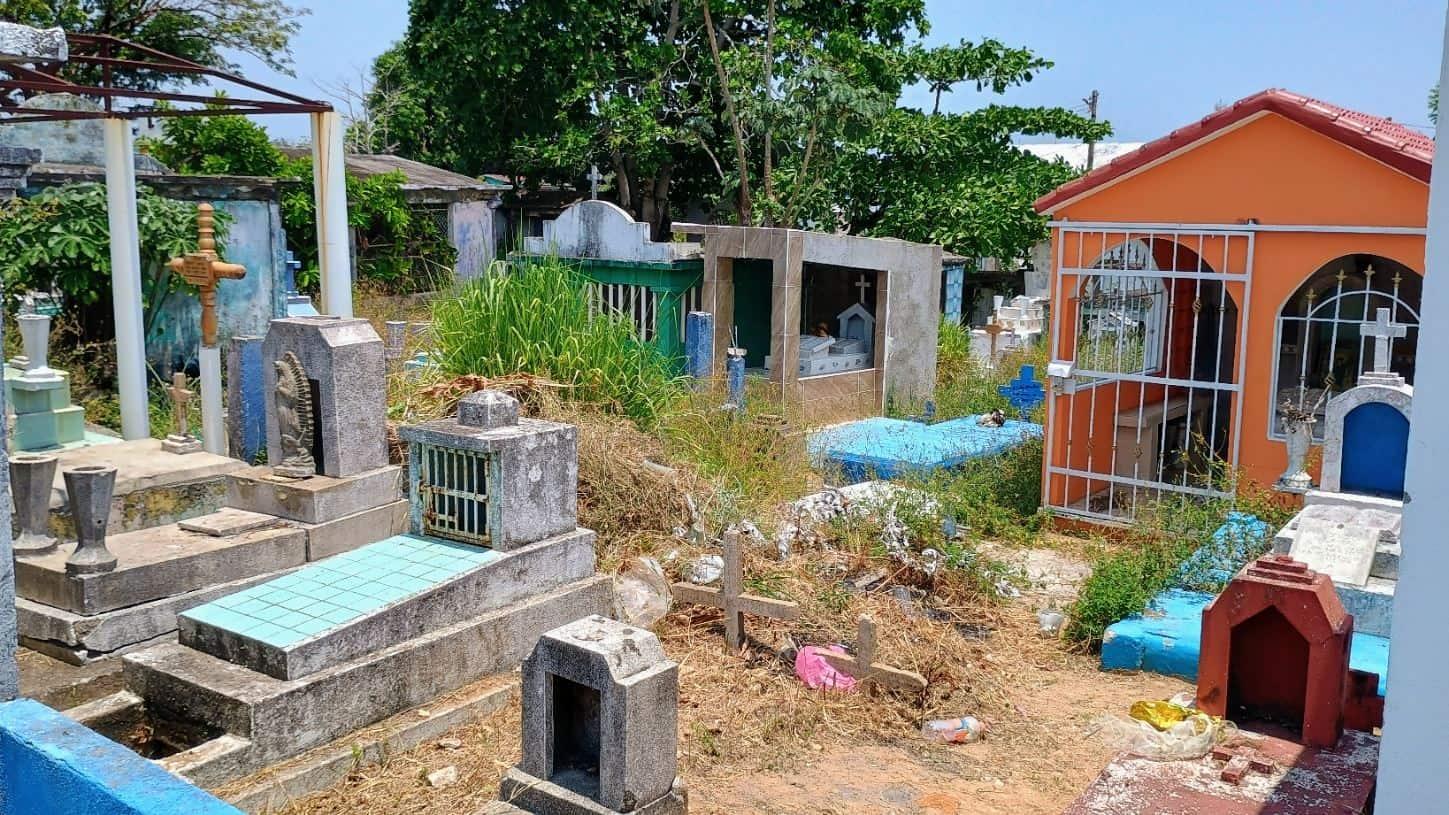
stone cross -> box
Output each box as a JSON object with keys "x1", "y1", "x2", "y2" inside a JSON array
[
  {"x1": 169, "y1": 203, "x2": 246, "y2": 347},
  {"x1": 588, "y1": 165, "x2": 603, "y2": 199},
  {"x1": 1362, "y1": 307, "x2": 1407, "y2": 375},
  {"x1": 168, "y1": 372, "x2": 193, "y2": 438},
  {"x1": 998, "y1": 365, "x2": 1046, "y2": 420},
  {"x1": 671, "y1": 530, "x2": 800, "y2": 652},
  {"x1": 818, "y1": 615, "x2": 928, "y2": 692},
  {"x1": 854, "y1": 273, "x2": 871, "y2": 304}
]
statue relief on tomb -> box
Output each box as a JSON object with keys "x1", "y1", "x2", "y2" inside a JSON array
[{"x1": 274, "y1": 351, "x2": 317, "y2": 478}]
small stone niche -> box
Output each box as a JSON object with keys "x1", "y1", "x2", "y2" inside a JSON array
[{"x1": 500, "y1": 615, "x2": 686, "y2": 815}]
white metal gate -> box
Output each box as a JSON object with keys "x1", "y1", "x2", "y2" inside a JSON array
[{"x1": 1045, "y1": 226, "x2": 1255, "y2": 523}]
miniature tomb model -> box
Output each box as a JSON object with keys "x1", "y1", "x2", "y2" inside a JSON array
[
  {"x1": 675, "y1": 223, "x2": 940, "y2": 422},
  {"x1": 111, "y1": 388, "x2": 610, "y2": 785},
  {"x1": 492, "y1": 615, "x2": 686, "y2": 815},
  {"x1": 1270, "y1": 308, "x2": 1411, "y2": 639},
  {"x1": 1066, "y1": 554, "x2": 1383, "y2": 814}
]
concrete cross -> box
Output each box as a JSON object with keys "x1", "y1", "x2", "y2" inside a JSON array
[
  {"x1": 998, "y1": 364, "x2": 1045, "y2": 420},
  {"x1": 168, "y1": 203, "x2": 246, "y2": 347},
  {"x1": 1362, "y1": 307, "x2": 1408, "y2": 375},
  {"x1": 819, "y1": 615, "x2": 928, "y2": 692},
  {"x1": 588, "y1": 165, "x2": 603, "y2": 200},
  {"x1": 854, "y1": 274, "x2": 872, "y2": 304},
  {"x1": 167, "y1": 372, "x2": 194, "y2": 439},
  {"x1": 671, "y1": 530, "x2": 800, "y2": 652},
  {"x1": 1210, "y1": 743, "x2": 1275, "y2": 786},
  {"x1": 982, "y1": 318, "x2": 1007, "y2": 367}
]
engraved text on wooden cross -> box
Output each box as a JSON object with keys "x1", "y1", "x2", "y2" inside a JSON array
[{"x1": 169, "y1": 203, "x2": 246, "y2": 347}]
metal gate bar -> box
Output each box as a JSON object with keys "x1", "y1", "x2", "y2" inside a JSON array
[{"x1": 418, "y1": 444, "x2": 492, "y2": 545}]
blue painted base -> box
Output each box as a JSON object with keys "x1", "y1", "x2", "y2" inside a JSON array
[
  {"x1": 0, "y1": 698, "x2": 241, "y2": 814},
  {"x1": 1101, "y1": 588, "x2": 1390, "y2": 697},
  {"x1": 807, "y1": 415, "x2": 1042, "y2": 483}
]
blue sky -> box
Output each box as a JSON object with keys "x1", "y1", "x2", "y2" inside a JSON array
[{"x1": 246, "y1": 0, "x2": 1446, "y2": 144}]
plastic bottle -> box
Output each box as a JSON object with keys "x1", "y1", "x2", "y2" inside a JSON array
[{"x1": 921, "y1": 716, "x2": 987, "y2": 744}]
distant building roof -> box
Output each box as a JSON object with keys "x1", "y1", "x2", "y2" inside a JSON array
[
  {"x1": 277, "y1": 148, "x2": 510, "y2": 203},
  {"x1": 1018, "y1": 141, "x2": 1146, "y2": 171},
  {"x1": 1035, "y1": 88, "x2": 1433, "y2": 214}
]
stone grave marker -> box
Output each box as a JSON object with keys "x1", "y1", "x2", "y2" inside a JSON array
[
  {"x1": 1288, "y1": 516, "x2": 1379, "y2": 586},
  {"x1": 497, "y1": 614, "x2": 687, "y2": 815},
  {"x1": 671, "y1": 530, "x2": 799, "y2": 651},
  {"x1": 819, "y1": 615, "x2": 928, "y2": 692}
]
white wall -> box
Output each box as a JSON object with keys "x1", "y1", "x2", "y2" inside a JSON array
[{"x1": 1375, "y1": 8, "x2": 1449, "y2": 809}]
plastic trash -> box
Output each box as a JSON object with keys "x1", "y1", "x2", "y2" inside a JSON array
[
  {"x1": 1088, "y1": 694, "x2": 1236, "y2": 761},
  {"x1": 614, "y1": 557, "x2": 671, "y2": 628},
  {"x1": 687, "y1": 554, "x2": 724, "y2": 585},
  {"x1": 922, "y1": 716, "x2": 987, "y2": 744},
  {"x1": 794, "y1": 645, "x2": 858, "y2": 691},
  {"x1": 1037, "y1": 608, "x2": 1065, "y2": 636}
]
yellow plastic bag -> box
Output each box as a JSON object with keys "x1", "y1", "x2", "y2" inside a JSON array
[{"x1": 1129, "y1": 699, "x2": 1196, "y2": 732}]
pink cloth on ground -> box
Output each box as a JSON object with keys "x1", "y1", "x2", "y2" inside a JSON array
[{"x1": 795, "y1": 645, "x2": 858, "y2": 691}]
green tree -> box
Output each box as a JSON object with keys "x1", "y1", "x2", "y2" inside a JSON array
[
  {"x1": 0, "y1": 182, "x2": 222, "y2": 342},
  {"x1": 0, "y1": 0, "x2": 306, "y2": 88},
  {"x1": 390, "y1": 0, "x2": 1100, "y2": 262}
]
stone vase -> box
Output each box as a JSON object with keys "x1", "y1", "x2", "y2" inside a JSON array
[
  {"x1": 1277, "y1": 416, "x2": 1316, "y2": 493},
  {"x1": 16, "y1": 313, "x2": 60, "y2": 383},
  {"x1": 9, "y1": 453, "x2": 58, "y2": 556},
  {"x1": 63, "y1": 465, "x2": 117, "y2": 575}
]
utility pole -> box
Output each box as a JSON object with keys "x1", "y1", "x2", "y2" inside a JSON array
[{"x1": 1084, "y1": 89, "x2": 1100, "y2": 171}]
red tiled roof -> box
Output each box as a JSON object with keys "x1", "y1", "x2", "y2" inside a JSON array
[{"x1": 1034, "y1": 89, "x2": 1434, "y2": 213}]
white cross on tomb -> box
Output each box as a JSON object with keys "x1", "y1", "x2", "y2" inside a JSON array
[
  {"x1": 1363, "y1": 307, "x2": 1408, "y2": 374},
  {"x1": 588, "y1": 165, "x2": 603, "y2": 200}
]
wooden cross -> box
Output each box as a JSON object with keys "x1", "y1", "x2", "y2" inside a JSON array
[
  {"x1": 167, "y1": 372, "x2": 194, "y2": 439},
  {"x1": 671, "y1": 530, "x2": 799, "y2": 652},
  {"x1": 1362, "y1": 307, "x2": 1407, "y2": 374},
  {"x1": 818, "y1": 615, "x2": 928, "y2": 692},
  {"x1": 1210, "y1": 743, "x2": 1274, "y2": 785},
  {"x1": 169, "y1": 203, "x2": 246, "y2": 347},
  {"x1": 982, "y1": 318, "x2": 1007, "y2": 367}
]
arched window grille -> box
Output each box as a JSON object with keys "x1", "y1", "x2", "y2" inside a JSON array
[
  {"x1": 1273, "y1": 255, "x2": 1421, "y2": 438},
  {"x1": 1075, "y1": 240, "x2": 1167, "y2": 378}
]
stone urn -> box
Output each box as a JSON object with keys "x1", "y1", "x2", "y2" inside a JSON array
[
  {"x1": 1277, "y1": 412, "x2": 1316, "y2": 494},
  {"x1": 63, "y1": 465, "x2": 117, "y2": 575},
  {"x1": 16, "y1": 312, "x2": 61, "y2": 383},
  {"x1": 9, "y1": 453, "x2": 58, "y2": 556}
]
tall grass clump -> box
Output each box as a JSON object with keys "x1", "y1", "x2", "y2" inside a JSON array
[
  {"x1": 431, "y1": 257, "x2": 685, "y2": 426},
  {"x1": 932, "y1": 317, "x2": 1047, "y2": 421},
  {"x1": 1064, "y1": 460, "x2": 1297, "y2": 650}
]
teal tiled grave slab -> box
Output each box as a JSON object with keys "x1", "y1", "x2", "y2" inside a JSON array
[
  {"x1": 177, "y1": 527, "x2": 597, "y2": 681},
  {"x1": 180, "y1": 534, "x2": 499, "y2": 679}
]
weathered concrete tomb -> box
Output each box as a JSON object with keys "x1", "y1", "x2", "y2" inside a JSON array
[
  {"x1": 489, "y1": 615, "x2": 686, "y2": 815},
  {"x1": 89, "y1": 388, "x2": 609, "y2": 785}
]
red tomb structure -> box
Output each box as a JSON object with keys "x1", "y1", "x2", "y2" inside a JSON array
[{"x1": 1062, "y1": 555, "x2": 1383, "y2": 815}]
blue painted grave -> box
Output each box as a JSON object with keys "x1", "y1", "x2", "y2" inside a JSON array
[
  {"x1": 1098, "y1": 513, "x2": 1390, "y2": 696},
  {"x1": 0, "y1": 698, "x2": 241, "y2": 815},
  {"x1": 808, "y1": 415, "x2": 1042, "y2": 483}
]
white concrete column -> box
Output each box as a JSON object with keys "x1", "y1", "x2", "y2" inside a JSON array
[
  {"x1": 310, "y1": 111, "x2": 353, "y2": 318},
  {"x1": 103, "y1": 118, "x2": 150, "y2": 440},
  {"x1": 198, "y1": 346, "x2": 224, "y2": 454},
  {"x1": 1376, "y1": 9, "x2": 1449, "y2": 811}
]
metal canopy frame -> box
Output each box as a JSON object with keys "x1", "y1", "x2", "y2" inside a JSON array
[{"x1": 0, "y1": 33, "x2": 331, "y2": 123}]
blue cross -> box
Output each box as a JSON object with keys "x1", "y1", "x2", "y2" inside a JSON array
[{"x1": 998, "y1": 365, "x2": 1045, "y2": 420}]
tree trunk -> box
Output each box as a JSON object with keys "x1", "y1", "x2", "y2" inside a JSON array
[{"x1": 701, "y1": 0, "x2": 752, "y2": 225}]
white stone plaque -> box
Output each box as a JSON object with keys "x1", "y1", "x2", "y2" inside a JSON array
[{"x1": 1289, "y1": 516, "x2": 1380, "y2": 586}]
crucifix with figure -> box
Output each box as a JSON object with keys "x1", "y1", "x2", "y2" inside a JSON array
[
  {"x1": 1360, "y1": 307, "x2": 1408, "y2": 386},
  {"x1": 671, "y1": 530, "x2": 799, "y2": 652},
  {"x1": 168, "y1": 203, "x2": 246, "y2": 456}
]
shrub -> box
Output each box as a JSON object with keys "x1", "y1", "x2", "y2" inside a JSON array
[
  {"x1": 931, "y1": 317, "x2": 1047, "y2": 421},
  {"x1": 431, "y1": 257, "x2": 685, "y2": 426}
]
